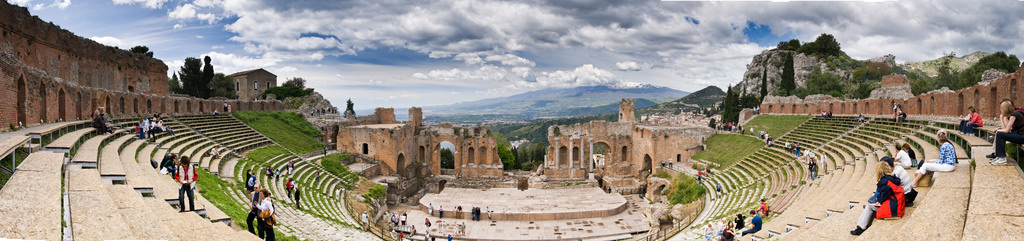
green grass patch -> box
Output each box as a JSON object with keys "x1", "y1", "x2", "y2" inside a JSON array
[
  {"x1": 691, "y1": 134, "x2": 764, "y2": 168},
  {"x1": 320, "y1": 153, "x2": 360, "y2": 189},
  {"x1": 233, "y1": 111, "x2": 324, "y2": 154},
  {"x1": 248, "y1": 146, "x2": 290, "y2": 163},
  {"x1": 667, "y1": 173, "x2": 705, "y2": 205},
  {"x1": 362, "y1": 184, "x2": 386, "y2": 203},
  {"x1": 743, "y1": 115, "x2": 811, "y2": 138}
]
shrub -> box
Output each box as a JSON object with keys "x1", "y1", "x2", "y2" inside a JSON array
[
  {"x1": 362, "y1": 184, "x2": 386, "y2": 203},
  {"x1": 667, "y1": 173, "x2": 705, "y2": 205}
]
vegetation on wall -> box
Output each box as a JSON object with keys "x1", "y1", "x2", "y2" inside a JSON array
[{"x1": 666, "y1": 173, "x2": 705, "y2": 205}]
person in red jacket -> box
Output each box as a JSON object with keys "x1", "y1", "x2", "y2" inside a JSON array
[
  {"x1": 176, "y1": 156, "x2": 198, "y2": 212},
  {"x1": 851, "y1": 162, "x2": 903, "y2": 235},
  {"x1": 958, "y1": 106, "x2": 983, "y2": 136}
]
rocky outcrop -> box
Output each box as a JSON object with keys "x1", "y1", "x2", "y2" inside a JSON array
[
  {"x1": 869, "y1": 74, "x2": 913, "y2": 100},
  {"x1": 735, "y1": 49, "x2": 850, "y2": 95},
  {"x1": 981, "y1": 69, "x2": 1007, "y2": 84}
]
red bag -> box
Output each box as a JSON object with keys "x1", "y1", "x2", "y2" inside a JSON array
[{"x1": 876, "y1": 180, "x2": 905, "y2": 219}]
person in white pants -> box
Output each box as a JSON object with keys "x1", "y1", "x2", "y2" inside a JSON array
[{"x1": 912, "y1": 130, "x2": 957, "y2": 187}]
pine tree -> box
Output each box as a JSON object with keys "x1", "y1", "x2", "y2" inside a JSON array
[
  {"x1": 201, "y1": 56, "x2": 215, "y2": 98},
  {"x1": 780, "y1": 53, "x2": 796, "y2": 96},
  {"x1": 169, "y1": 73, "x2": 183, "y2": 94},
  {"x1": 178, "y1": 57, "x2": 203, "y2": 97}
]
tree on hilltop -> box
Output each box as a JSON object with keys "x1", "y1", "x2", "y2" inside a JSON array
[
  {"x1": 283, "y1": 77, "x2": 307, "y2": 88},
  {"x1": 798, "y1": 33, "x2": 843, "y2": 58},
  {"x1": 957, "y1": 51, "x2": 1020, "y2": 89},
  {"x1": 779, "y1": 53, "x2": 796, "y2": 96},
  {"x1": 129, "y1": 45, "x2": 153, "y2": 57}
]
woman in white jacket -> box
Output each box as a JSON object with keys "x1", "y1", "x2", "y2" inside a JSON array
[
  {"x1": 894, "y1": 143, "x2": 913, "y2": 168},
  {"x1": 257, "y1": 189, "x2": 276, "y2": 241}
]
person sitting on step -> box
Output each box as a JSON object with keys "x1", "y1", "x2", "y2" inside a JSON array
[
  {"x1": 881, "y1": 156, "x2": 917, "y2": 207},
  {"x1": 987, "y1": 100, "x2": 1024, "y2": 165},
  {"x1": 958, "y1": 106, "x2": 983, "y2": 136},
  {"x1": 894, "y1": 143, "x2": 914, "y2": 168},
  {"x1": 740, "y1": 210, "x2": 761, "y2": 236},
  {"x1": 851, "y1": 161, "x2": 905, "y2": 235},
  {"x1": 912, "y1": 130, "x2": 957, "y2": 188}
]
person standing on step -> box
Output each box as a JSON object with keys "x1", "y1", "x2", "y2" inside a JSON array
[
  {"x1": 362, "y1": 212, "x2": 369, "y2": 231},
  {"x1": 808, "y1": 157, "x2": 817, "y2": 180},
  {"x1": 256, "y1": 189, "x2": 276, "y2": 241},
  {"x1": 246, "y1": 185, "x2": 263, "y2": 234},
  {"x1": 175, "y1": 156, "x2": 197, "y2": 213},
  {"x1": 987, "y1": 100, "x2": 1024, "y2": 166},
  {"x1": 294, "y1": 186, "x2": 302, "y2": 209},
  {"x1": 246, "y1": 169, "x2": 257, "y2": 193},
  {"x1": 892, "y1": 101, "x2": 902, "y2": 123},
  {"x1": 959, "y1": 106, "x2": 984, "y2": 136},
  {"x1": 285, "y1": 178, "x2": 293, "y2": 199},
  {"x1": 912, "y1": 130, "x2": 957, "y2": 188}
]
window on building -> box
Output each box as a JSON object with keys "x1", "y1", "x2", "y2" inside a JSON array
[
  {"x1": 236, "y1": 81, "x2": 239, "y2": 92},
  {"x1": 254, "y1": 81, "x2": 258, "y2": 90},
  {"x1": 266, "y1": 81, "x2": 269, "y2": 89}
]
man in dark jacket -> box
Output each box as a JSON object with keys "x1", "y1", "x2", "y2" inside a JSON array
[{"x1": 294, "y1": 186, "x2": 301, "y2": 209}]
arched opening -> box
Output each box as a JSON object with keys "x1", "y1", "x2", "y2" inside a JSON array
[
  {"x1": 921, "y1": 97, "x2": 929, "y2": 114},
  {"x1": 558, "y1": 146, "x2": 568, "y2": 167},
  {"x1": 865, "y1": 102, "x2": 871, "y2": 115},
  {"x1": 467, "y1": 147, "x2": 476, "y2": 166},
  {"x1": 572, "y1": 146, "x2": 580, "y2": 167},
  {"x1": 829, "y1": 103, "x2": 833, "y2": 113},
  {"x1": 16, "y1": 76, "x2": 26, "y2": 125},
  {"x1": 147, "y1": 99, "x2": 152, "y2": 113},
  {"x1": 105, "y1": 96, "x2": 112, "y2": 115},
  {"x1": 119, "y1": 96, "x2": 125, "y2": 115},
  {"x1": 439, "y1": 141, "x2": 455, "y2": 169},
  {"x1": 930, "y1": 96, "x2": 935, "y2": 114},
  {"x1": 791, "y1": 104, "x2": 797, "y2": 114},
  {"x1": 676, "y1": 154, "x2": 682, "y2": 164},
  {"x1": 133, "y1": 98, "x2": 139, "y2": 114},
  {"x1": 592, "y1": 142, "x2": 611, "y2": 170},
  {"x1": 990, "y1": 87, "x2": 998, "y2": 117},
  {"x1": 58, "y1": 88, "x2": 66, "y2": 121},
  {"x1": 438, "y1": 180, "x2": 447, "y2": 193},
  {"x1": 39, "y1": 84, "x2": 48, "y2": 123},
  {"x1": 75, "y1": 90, "x2": 83, "y2": 120},
  {"x1": 853, "y1": 103, "x2": 858, "y2": 114},
  {"x1": 200, "y1": 101, "x2": 205, "y2": 113},
  {"x1": 418, "y1": 146, "x2": 426, "y2": 163},
  {"x1": 362, "y1": 143, "x2": 369, "y2": 155},
  {"x1": 621, "y1": 146, "x2": 628, "y2": 164},
  {"x1": 958, "y1": 93, "x2": 965, "y2": 116},
  {"x1": 479, "y1": 146, "x2": 488, "y2": 165},
  {"x1": 768, "y1": 105, "x2": 773, "y2": 113},
  {"x1": 973, "y1": 89, "x2": 980, "y2": 114},
  {"x1": 1011, "y1": 79, "x2": 1019, "y2": 104},
  {"x1": 396, "y1": 153, "x2": 406, "y2": 177},
  {"x1": 642, "y1": 154, "x2": 653, "y2": 177},
  {"x1": 173, "y1": 100, "x2": 179, "y2": 113},
  {"x1": 805, "y1": 104, "x2": 810, "y2": 113},
  {"x1": 186, "y1": 101, "x2": 192, "y2": 113}
]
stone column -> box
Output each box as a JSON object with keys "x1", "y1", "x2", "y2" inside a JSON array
[
  {"x1": 554, "y1": 137, "x2": 560, "y2": 168},
  {"x1": 588, "y1": 137, "x2": 594, "y2": 172},
  {"x1": 579, "y1": 137, "x2": 585, "y2": 169},
  {"x1": 568, "y1": 138, "x2": 574, "y2": 168}
]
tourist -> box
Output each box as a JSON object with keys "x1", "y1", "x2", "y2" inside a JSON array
[
  {"x1": 741, "y1": 210, "x2": 761, "y2": 236},
  {"x1": 246, "y1": 169, "x2": 257, "y2": 193},
  {"x1": 459, "y1": 222, "x2": 466, "y2": 236},
  {"x1": 361, "y1": 212, "x2": 369, "y2": 231},
  {"x1": 246, "y1": 185, "x2": 263, "y2": 234},
  {"x1": 486, "y1": 206, "x2": 493, "y2": 219},
  {"x1": 138, "y1": 117, "x2": 148, "y2": 140},
  {"x1": 850, "y1": 162, "x2": 904, "y2": 235},
  {"x1": 987, "y1": 100, "x2": 1024, "y2": 165},
  {"x1": 716, "y1": 183, "x2": 723, "y2": 193},
  {"x1": 175, "y1": 156, "x2": 197, "y2": 212},
  {"x1": 257, "y1": 189, "x2": 276, "y2": 241},
  {"x1": 210, "y1": 148, "x2": 221, "y2": 159},
  {"x1": 704, "y1": 223, "x2": 715, "y2": 240},
  {"x1": 795, "y1": 143, "x2": 802, "y2": 157},
  {"x1": 213, "y1": 109, "x2": 219, "y2": 115},
  {"x1": 224, "y1": 103, "x2": 229, "y2": 112},
  {"x1": 904, "y1": 143, "x2": 918, "y2": 167},
  {"x1": 457, "y1": 206, "x2": 463, "y2": 219},
  {"x1": 894, "y1": 143, "x2": 913, "y2": 168},
  {"x1": 912, "y1": 130, "x2": 957, "y2": 188},
  {"x1": 958, "y1": 106, "x2": 984, "y2": 136},
  {"x1": 275, "y1": 169, "x2": 280, "y2": 181},
  {"x1": 734, "y1": 213, "x2": 745, "y2": 230},
  {"x1": 892, "y1": 101, "x2": 902, "y2": 122},
  {"x1": 898, "y1": 111, "x2": 907, "y2": 122},
  {"x1": 159, "y1": 153, "x2": 177, "y2": 175},
  {"x1": 92, "y1": 109, "x2": 111, "y2": 134},
  {"x1": 720, "y1": 228, "x2": 735, "y2": 241},
  {"x1": 881, "y1": 156, "x2": 918, "y2": 207},
  {"x1": 401, "y1": 212, "x2": 408, "y2": 225},
  {"x1": 426, "y1": 217, "x2": 432, "y2": 228},
  {"x1": 439, "y1": 205, "x2": 444, "y2": 218},
  {"x1": 808, "y1": 158, "x2": 817, "y2": 180},
  {"x1": 285, "y1": 178, "x2": 293, "y2": 199},
  {"x1": 294, "y1": 186, "x2": 302, "y2": 209},
  {"x1": 697, "y1": 174, "x2": 702, "y2": 185},
  {"x1": 857, "y1": 113, "x2": 865, "y2": 123},
  {"x1": 756, "y1": 199, "x2": 768, "y2": 216}
]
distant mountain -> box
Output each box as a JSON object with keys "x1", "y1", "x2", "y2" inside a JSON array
[
  {"x1": 900, "y1": 51, "x2": 991, "y2": 78},
  {"x1": 423, "y1": 84, "x2": 689, "y2": 122},
  {"x1": 638, "y1": 86, "x2": 724, "y2": 116}
]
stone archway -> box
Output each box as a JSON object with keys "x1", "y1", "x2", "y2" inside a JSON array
[
  {"x1": 39, "y1": 84, "x2": 47, "y2": 123},
  {"x1": 621, "y1": 146, "x2": 628, "y2": 164},
  {"x1": 438, "y1": 180, "x2": 448, "y2": 193},
  {"x1": 479, "y1": 146, "x2": 488, "y2": 165},
  {"x1": 119, "y1": 96, "x2": 125, "y2": 115},
  {"x1": 173, "y1": 100, "x2": 179, "y2": 113},
  {"x1": 419, "y1": 145, "x2": 426, "y2": 163},
  {"x1": 973, "y1": 89, "x2": 980, "y2": 114},
  {"x1": 396, "y1": 153, "x2": 407, "y2": 177},
  {"x1": 58, "y1": 88, "x2": 66, "y2": 121},
  {"x1": 75, "y1": 90, "x2": 83, "y2": 120},
  {"x1": 572, "y1": 146, "x2": 580, "y2": 167},
  {"x1": 16, "y1": 76, "x2": 26, "y2": 125},
  {"x1": 200, "y1": 101, "x2": 206, "y2": 113},
  {"x1": 558, "y1": 146, "x2": 568, "y2": 167},
  {"x1": 990, "y1": 87, "x2": 998, "y2": 117},
  {"x1": 186, "y1": 101, "x2": 192, "y2": 113},
  {"x1": 957, "y1": 93, "x2": 964, "y2": 116},
  {"x1": 642, "y1": 154, "x2": 653, "y2": 178},
  {"x1": 930, "y1": 96, "x2": 935, "y2": 114},
  {"x1": 133, "y1": 97, "x2": 139, "y2": 114},
  {"x1": 147, "y1": 99, "x2": 152, "y2": 113},
  {"x1": 467, "y1": 147, "x2": 476, "y2": 166},
  {"x1": 917, "y1": 99, "x2": 922, "y2": 115},
  {"x1": 1011, "y1": 79, "x2": 1018, "y2": 104}
]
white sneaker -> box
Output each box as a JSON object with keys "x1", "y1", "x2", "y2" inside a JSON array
[{"x1": 990, "y1": 157, "x2": 1008, "y2": 165}]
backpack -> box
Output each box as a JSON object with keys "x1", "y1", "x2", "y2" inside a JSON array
[
  {"x1": 876, "y1": 179, "x2": 905, "y2": 219},
  {"x1": 259, "y1": 202, "x2": 277, "y2": 226}
]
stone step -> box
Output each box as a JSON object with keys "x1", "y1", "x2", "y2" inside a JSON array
[{"x1": 0, "y1": 151, "x2": 64, "y2": 240}]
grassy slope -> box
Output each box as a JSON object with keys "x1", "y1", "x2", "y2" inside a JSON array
[
  {"x1": 691, "y1": 134, "x2": 764, "y2": 168},
  {"x1": 233, "y1": 111, "x2": 323, "y2": 154},
  {"x1": 195, "y1": 168, "x2": 299, "y2": 241},
  {"x1": 742, "y1": 115, "x2": 810, "y2": 138},
  {"x1": 318, "y1": 153, "x2": 360, "y2": 189}
]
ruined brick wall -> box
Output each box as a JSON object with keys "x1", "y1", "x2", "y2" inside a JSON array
[
  {"x1": 760, "y1": 65, "x2": 1024, "y2": 119},
  {"x1": 619, "y1": 98, "x2": 635, "y2": 122},
  {"x1": 375, "y1": 108, "x2": 396, "y2": 124},
  {"x1": 408, "y1": 107, "x2": 422, "y2": 127}
]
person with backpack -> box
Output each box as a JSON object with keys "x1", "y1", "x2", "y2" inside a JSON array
[
  {"x1": 987, "y1": 100, "x2": 1024, "y2": 165},
  {"x1": 958, "y1": 106, "x2": 983, "y2": 136},
  {"x1": 285, "y1": 178, "x2": 293, "y2": 199},
  {"x1": 246, "y1": 169, "x2": 257, "y2": 193},
  {"x1": 246, "y1": 185, "x2": 263, "y2": 234},
  {"x1": 175, "y1": 156, "x2": 198, "y2": 213},
  {"x1": 850, "y1": 161, "x2": 904, "y2": 235},
  {"x1": 808, "y1": 158, "x2": 818, "y2": 180},
  {"x1": 159, "y1": 154, "x2": 177, "y2": 175},
  {"x1": 756, "y1": 199, "x2": 769, "y2": 216},
  {"x1": 256, "y1": 189, "x2": 276, "y2": 241},
  {"x1": 892, "y1": 101, "x2": 902, "y2": 123}
]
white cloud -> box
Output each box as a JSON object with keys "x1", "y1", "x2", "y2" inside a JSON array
[
  {"x1": 614, "y1": 61, "x2": 648, "y2": 71},
  {"x1": 172, "y1": 23, "x2": 184, "y2": 29},
  {"x1": 168, "y1": 4, "x2": 198, "y2": 20},
  {"x1": 89, "y1": 36, "x2": 127, "y2": 49},
  {"x1": 274, "y1": 66, "x2": 297, "y2": 73},
  {"x1": 112, "y1": 0, "x2": 169, "y2": 9}
]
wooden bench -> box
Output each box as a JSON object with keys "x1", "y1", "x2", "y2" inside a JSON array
[{"x1": 0, "y1": 151, "x2": 64, "y2": 240}]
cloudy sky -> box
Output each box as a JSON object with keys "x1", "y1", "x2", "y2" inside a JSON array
[{"x1": 13, "y1": 0, "x2": 1024, "y2": 110}]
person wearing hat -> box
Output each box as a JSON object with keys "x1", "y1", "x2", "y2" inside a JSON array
[
  {"x1": 880, "y1": 156, "x2": 917, "y2": 207},
  {"x1": 912, "y1": 130, "x2": 957, "y2": 188},
  {"x1": 958, "y1": 106, "x2": 983, "y2": 136}
]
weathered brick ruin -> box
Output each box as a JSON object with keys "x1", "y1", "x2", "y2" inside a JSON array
[
  {"x1": 545, "y1": 99, "x2": 714, "y2": 195},
  {"x1": 334, "y1": 107, "x2": 504, "y2": 179},
  {"x1": 0, "y1": 2, "x2": 281, "y2": 130},
  {"x1": 757, "y1": 65, "x2": 1023, "y2": 119}
]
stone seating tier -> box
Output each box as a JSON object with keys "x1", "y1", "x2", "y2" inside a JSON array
[{"x1": 0, "y1": 151, "x2": 64, "y2": 240}]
